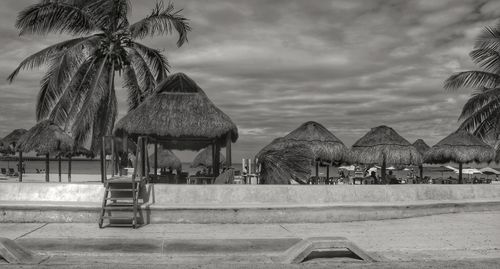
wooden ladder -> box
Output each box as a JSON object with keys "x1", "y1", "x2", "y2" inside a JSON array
[
  {"x1": 98, "y1": 178, "x2": 141, "y2": 228},
  {"x1": 99, "y1": 136, "x2": 148, "y2": 229}
]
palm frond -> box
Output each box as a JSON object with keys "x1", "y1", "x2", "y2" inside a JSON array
[
  {"x1": 72, "y1": 57, "x2": 110, "y2": 148},
  {"x1": 257, "y1": 144, "x2": 313, "y2": 184},
  {"x1": 459, "y1": 98, "x2": 500, "y2": 137},
  {"x1": 123, "y1": 65, "x2": 142, "y2": 111},
  {"x1": 129, "y1": 1, "x2": 190, "y2": 47},
  {"x1": 444, "y1": 71, "x2": 500, "y2": 90},
  {"x1": 37, "y1": 50, "x2": 86, "y2": 121},
  {"x1": 127, "y1": 48, "x2": 156, "y2": 95},
  {"x1": 48, "y1": 57, "x2": 97, "y2": 127},
  {"x1": 132, "y1": 42, "x2": 169, "y2": 82},
  {"x1": 459, "y1": 88, "x2": 500, "y2": 121},
  {"x1": 475, "y1": 23, "x2": 500, "y2": 51},
  {"x1": 85, "y1": 0, "x2": 130, "y2": 31},
  {"x1": 471, "y1": 109, "x2": 500, "y2": 141},
  {"x1": 470, "y1": 48, "x2": 500, "y2": 74},
  {"x1": 16, "y1": 1, "x2": 96, "y2": 36},
  {"x1": 7, "y1": 36, "x2": 97, "y2": 82}
]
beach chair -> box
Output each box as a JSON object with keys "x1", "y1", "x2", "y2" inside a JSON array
[
  {"x1": 7, "y1": 168, "x2": 15, "y2": 176},
  {"x1": 1, "y1": 168, "x2": 6, "y2": 175}
]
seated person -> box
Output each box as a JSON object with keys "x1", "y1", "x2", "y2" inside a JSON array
[{"x1": 387, "y1": 170, "x2": 399, "y2": 184}]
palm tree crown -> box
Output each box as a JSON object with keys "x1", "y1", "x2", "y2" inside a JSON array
[
  {"x1": 8, "y1": 0, "x2": 190, "y2": 152},
  {"x1": 445, "y1": 21, "x2": 500, "y2": 145}
]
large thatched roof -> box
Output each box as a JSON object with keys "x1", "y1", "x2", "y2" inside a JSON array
[
  {"x1": 114, "y1": 73, "x2": 238, "y2": 151},
  {"x1": 278, "y1": 121, "x2": 349, "y2": 163},
  {"x1": 191, "y1": 147, "x2": 226, "y2": 168},
  {"x1": 0, "y1": 140, "x2": 13, "y2": 155},
  {"x1": 149, "y1": 149, "x2": 182, "y2": 171},
  {"x1": 424, "y1": 129, "x2": 495, "y2": 164},
  {"x1": 351, "y1": 125, "x2": 422, "y2": 165},
  {"x1": 412, "y1": 139, "x2": 430, "y2": 156},
  {"x1": 16, "y1": 120, "x2": 73, "y2": 155},
  {"x1": 2, "y1": 129, "x2": 28, "y2": 146}
]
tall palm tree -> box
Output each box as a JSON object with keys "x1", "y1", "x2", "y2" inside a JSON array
[
  {"x1": 7, "y1": 0, "x2": 190, "y2": 152},
  {"x1": 444, "y1": 21, "x2": 500, "y2": 146}
]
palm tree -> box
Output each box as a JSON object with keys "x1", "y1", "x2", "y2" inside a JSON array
[
  {"x1": 7, "y1": 0, "x2": 190, "y2": 152},
  {"x1": 444, "y1": 21, "x2": 500, "y2": 146}
]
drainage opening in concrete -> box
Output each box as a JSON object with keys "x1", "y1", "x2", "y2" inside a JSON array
[{"x1": 301, "y1": 248, "x2": 363, "y2": 263}]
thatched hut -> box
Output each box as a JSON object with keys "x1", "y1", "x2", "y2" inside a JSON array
[
  {"x1": 424, "y1": 129, "x2": 495, "y2": 184},
  {"x1": 1, "y1": 129, "x2": 28, "y2": 170},
  {"x1": 412, "y1": 139, "x2": 430, "y2": 180},
  {"x1": 191, "y1": 147, "x2": 226, "y2": 170},
  {"x1": 351, "y1": 125, "x2": 422, "y2": 182},
  {"x1": 17, "y1": 120, "x2": 73, "y2": 182},
  {"x1": 114, "y1": 73, "x2": 238, "y2": 178},
  {"x1": 260, "y1": 121, "x2": 349, "y2": 179},
  {"x1": 149, "y1": 148, "x2": 182, "y2": 172}
]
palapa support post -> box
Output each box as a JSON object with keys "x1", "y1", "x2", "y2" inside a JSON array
[
  {"x1": 68, "y1": 155, "x2": 72, "y2": 183},
  {"x1": 381, "y1": 154, "x2": 387, "y2": 184},
  {"x1": 122, "y1": 135, "x2": 129, "y2": 173},
  {"x1": 226, "y1": 133, "x2": 232, "y2": 169},
  {"x1": 58, "y1": 155, "x2": 62, "y2": 183},
  {"x1": 101, "y1": 137, "x2": 106, "y2": 183},
  {"x1": 213, "y1": 142, "x2": 221, "y2": 177},
  {"x1": 111, "y1": 137, "x2": 115, "y2": 177},
  {"x1": 419, "y1": 164, "x2": 423, "y2": 182},
  {"x1": 45, "y1": 154, "x2": 50, "y2": 182},
  {"x1": 458, "y1": 163, "x2": 463, "y2": 184},
  {"x1": 18, "y1": 151, "x2": 22, "y2": 182},
  {"x1": 154, "y1": 141, "x2": 158, "y2": 180},
  {"x1": 326, "y1": 164, "x2": 330, "y2": 184}
]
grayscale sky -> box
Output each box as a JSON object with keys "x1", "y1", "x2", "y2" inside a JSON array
[{"x1": 1, "y1": 0, "x2": 500, "y2": 161}]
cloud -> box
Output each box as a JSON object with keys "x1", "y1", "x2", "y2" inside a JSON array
[{"x1": 0, "y1": 0, "x2": 499, "y2": 161}]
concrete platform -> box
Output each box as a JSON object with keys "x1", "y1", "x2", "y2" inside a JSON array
[
  {"x1": 1, "y1": 182, "x2": 500, "y2": 223},
  {"x1": 0, "y1": 211, "x2": 499, "y2": 268}
]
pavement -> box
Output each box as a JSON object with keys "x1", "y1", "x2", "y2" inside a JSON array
[{"x1": 0, "y1": 211, "x2": 499, "y2": 268}]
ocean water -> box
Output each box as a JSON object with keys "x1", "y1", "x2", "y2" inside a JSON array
[{"x1": 1, "y1": 159, "x2": 498, "y2": 180}]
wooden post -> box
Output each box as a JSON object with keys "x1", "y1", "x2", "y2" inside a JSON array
[
  {"x1": 141, "y1": 137, "x2": 146, "y2": 178},
  {"x1": 101, "y1": 137, "x2": 106, "y2": 183},
  {"x1": 315, "y1": 162, "x2": 319, "y2": 183},
  {"x1": 419, "y1": 165, "x2": 423, "y2": 182},
  {"x1": 214, "y1": 143, "x2": 221, "y2": 177},
  {"x1": 123, "y1": 135, "x2": 129, "y2": 168},
  {"x1": 58, "y1": 155, "x2": 62, "y2": 182},
  {"x1": 68, "y1": 155, "x2": 72, "y2": 183},
  {"x1": 18, "y1": 151, "x2": 23, "y2": 182},
  {"x1": 225, "y1": 133, "x2": 232, "y2": 169},
  {"x1": 45, "y1": 154, "x2": 50, "y2": 182},
  {"x1": 458, "y1": 163, "x2": 463, "y2": 184},
  {"x1": 154, "y1": 141, "x2": 158, "y2": 179},
  {"x1": 111, "y1": 137, "x2": 115, "y2": 177},
  {"x1": 381, "y1": 155, "x2": 387, "y2": 184},
  {"x1": 326, "y1": 164, "x2": 330, "y2": 184}
]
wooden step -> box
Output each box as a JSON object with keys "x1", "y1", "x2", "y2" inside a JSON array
[
  {"x1": 108, "y1": 189, "x2": 136, "y2": 191},
  {"x1": 101, "y1": 216, "x2": 134, "y2": 221}
]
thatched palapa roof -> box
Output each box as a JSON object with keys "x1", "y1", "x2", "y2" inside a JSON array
[
  {"x1": 412, "y1": 139, "x2": 430, "y2": 156},
  {"x1": 114, "y1": 73, "x2": 238, "y2": 151},
  {"x1": 2, "y1": 129, "x2": 28, "y2": 146},
  {"x1": 351, "y1": 125, "x2": 421, "y2": 165},
  {"x1": 16, "y1": 120, "x2": 73, "y2": 155},
  {"x1": 191, "y1": 147, "x2": 226, "y2": 168},
  {"x1": 279, "y1": 121, "x2": 349, "y2": 163},
  {"x1": 424, "y1": 129, "x2": 495, "y2": 164},
  {"x1": 149, "y1": 148, "x2": 182, "y2": 171}
]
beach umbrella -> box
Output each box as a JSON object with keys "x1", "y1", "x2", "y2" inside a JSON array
[
  {"x1": 412, "y1": 139, "x2": 430, "y2": 180},
  {"x1": 1, "y1": 129, "x2": 28, "y2": 174},
  {"x1": 191, "y1": 147, "x2": 225, "y2": 170},
  {"x1": 114, "y1": 73, "x2": 238, "y2": 177},
  {"x1": 149, "y1": 148, "x2": 182, "y2": 172},
  {"x1": 351, "y1": 125, "x2": 422, "y2": 182},
  {"x1": 17, "y1": 120, "x2": 73, "y2": 182},
  {"x1": 424, "y1": 129, "x2": 495, "y2": 184},
  {"x1": 257, "y1": 144, "x2": 314, "y2": 184}
]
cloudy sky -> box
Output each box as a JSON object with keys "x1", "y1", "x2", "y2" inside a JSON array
[{"x1": 1, "y1": 0, "x2": 500, "y2": 161}]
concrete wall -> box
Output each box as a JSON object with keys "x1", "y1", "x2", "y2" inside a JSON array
[
  {"x1": 1, "y1": 182, "x2": 500, "y2": 204},
  {"x1": 1, "y1": 182, "x2": 499, "y2": 223}
]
